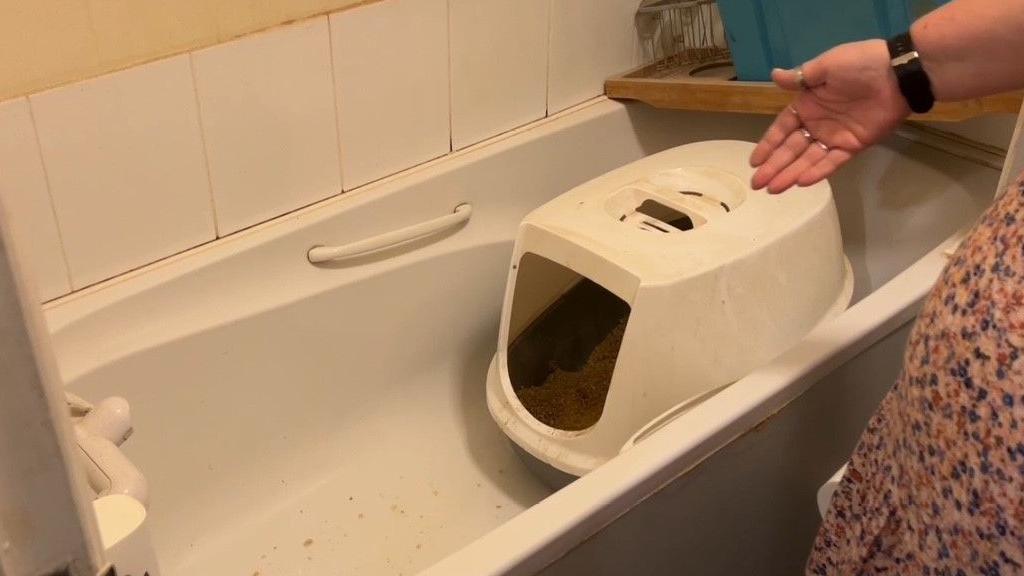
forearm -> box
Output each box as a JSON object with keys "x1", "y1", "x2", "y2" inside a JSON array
[{"x1": 912, "y1": 0, "x2": 1024, "y2": 101}]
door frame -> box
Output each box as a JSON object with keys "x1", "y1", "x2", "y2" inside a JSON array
[{"x1": 0, "y1": 196, "x2": 105, "y2": 575}]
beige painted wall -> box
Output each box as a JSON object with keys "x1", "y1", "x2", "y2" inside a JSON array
[{"x1": 0, "y1": 0, "x2": 373, "y2": 101}]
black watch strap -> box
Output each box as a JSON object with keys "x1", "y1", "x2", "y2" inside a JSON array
[{"x1": 886, "y1": 32, "x2": 935, "y2": 114}]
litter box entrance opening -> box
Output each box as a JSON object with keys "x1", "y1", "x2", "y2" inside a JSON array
[{"x1": 506, "y1": 253, "x2": 630, "y2": 431}]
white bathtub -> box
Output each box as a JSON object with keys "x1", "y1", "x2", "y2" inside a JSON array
[{"x1": 45, "y1": 98, "x2": 999, "y2": 576}]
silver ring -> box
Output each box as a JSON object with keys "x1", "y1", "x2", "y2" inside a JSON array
[
  {"x1": 799, "y1": 128, "x2": 812, "y2": 141},
  {"x1": 797, "y1": 66, "x2": 809, "y2": 90},
  {"x1": 814, "y1": 140, "x2": 829, "y2": 152}
]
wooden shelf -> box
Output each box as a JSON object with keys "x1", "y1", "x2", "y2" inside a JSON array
[{"x1": 605, "y1": 60, "x2": 1023, "y2": 122}]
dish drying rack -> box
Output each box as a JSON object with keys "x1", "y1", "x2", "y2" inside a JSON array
[
  {"x1": 610, "y1": 0, "x2": 1022, "y2": 121},
  {"x1": 635, "y1": 0, "x2": 734, "y2": 80}
]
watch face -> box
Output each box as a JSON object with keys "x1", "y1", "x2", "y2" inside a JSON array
[{"x1": 887, "y1": 32, "x2": 915, "y2": 60}]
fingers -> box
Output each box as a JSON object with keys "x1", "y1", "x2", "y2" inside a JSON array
[
  {"x1": 771, "y1": 58, "x2": 827, "y2": 92},
  {"x1": 766, "y1": 141, "x2": 830, "y2": 194},
  {"x1": 751, "y1": 54, "x2": 849, "y2": 193},
  {"x1": 796, "y1": 149, "x2": 854, "y2": 188},
  {"x1": 749, "y1": 105, "x2": 802, "y2": 167},
  {"x1": 771, "y1": 67, "x2": 802, "y2": 92},
  {"x1": 751, "y1": 129, "x2": 812, "y2": 190}
]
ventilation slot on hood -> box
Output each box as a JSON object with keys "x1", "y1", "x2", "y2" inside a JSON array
[{"x1": 635, "y1": 199, "x2": 695, "y2": 231}]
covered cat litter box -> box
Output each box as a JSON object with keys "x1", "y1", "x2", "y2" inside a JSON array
[{"x1": 486, "y1": 140, "x2": 853, "y2": 483}]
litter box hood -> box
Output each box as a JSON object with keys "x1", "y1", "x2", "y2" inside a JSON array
[{"x1": 486, "y1": 140, "x2": 853, "y2": 479}]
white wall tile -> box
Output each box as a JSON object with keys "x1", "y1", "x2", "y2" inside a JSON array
[
  {"x1": 548, "y1": 0, "x2": 641, "y2": 114},
  {"x1": 192, "y1": 18, "x2": 341, "y2": 235},
  {"x1": 0, "y1": 99, "x2": 70, "y2": 301},
  {"x1": 450, "y1": 0, "x2": 550, "y2": 150},
  {"x1": 30, "y1": 56, "x2": 215, "y2": 289},
  {"x1": 331, "y1": 0, "x2": 450, "y2": 190}
]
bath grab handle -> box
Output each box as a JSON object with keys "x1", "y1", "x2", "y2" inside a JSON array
[{"x1": 307, "y1": 203, "x2": 472, "y2": 264}]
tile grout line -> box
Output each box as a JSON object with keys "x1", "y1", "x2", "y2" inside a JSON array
[
  {"x1": 325, "y1": 14, "x2": 349, "y2": 194},
  {"x1": 545, "y1": 0, "x2": 554, "y2": 118},
  {"x1": 25, "y1": 96, "x2": 76, "y2": 296},
  {"x1": 186, "y1": 51, "x2": 223, "y2": 239},
  {"x1": 446, "y1": 0, "x2": 456, "y2": 152},
  {"x1": 52, "y1": 235, "x2": 226, "y2": 299}
]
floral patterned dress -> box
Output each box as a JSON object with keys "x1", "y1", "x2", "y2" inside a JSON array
[{"x1": 807, "y1": 177, "x2": 1024, "y2": 575}]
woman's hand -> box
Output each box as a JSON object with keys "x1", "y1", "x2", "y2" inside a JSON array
[{"x1": 749, "y1": 39, "x2": 911, "y2": 193}]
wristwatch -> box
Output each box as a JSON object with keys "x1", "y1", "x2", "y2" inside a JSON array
[{"x1": 887, "y1": 32, "x2": 935, "y2": 114}]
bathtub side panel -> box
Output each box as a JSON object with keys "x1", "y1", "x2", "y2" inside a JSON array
[{"x1": 536, "y1": 320, "x2": 914, "y2": 576}]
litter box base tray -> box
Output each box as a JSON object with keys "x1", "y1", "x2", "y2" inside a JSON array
[{"x1": 511, "y1": 442, "x2": 579, "y2": 491}]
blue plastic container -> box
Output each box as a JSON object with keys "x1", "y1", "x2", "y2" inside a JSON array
[{"x1": 717, "y1": 0, "x2": 950, "y2": 81}]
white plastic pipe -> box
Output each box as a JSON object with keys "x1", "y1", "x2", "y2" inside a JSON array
[
  {"x1": 817, "y1": 464, "x2": 848, "y2": 518},
  {"x1": 75, "y1": 430, "x2": 149, "y2": 506},
  {"x1": 79, "y1": 397, "x2": 132, "y2": 445}
]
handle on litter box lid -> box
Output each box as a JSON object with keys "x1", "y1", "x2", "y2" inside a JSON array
[{"x1": 307, "y1": 203, "x2": 472, "y2": 264}]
